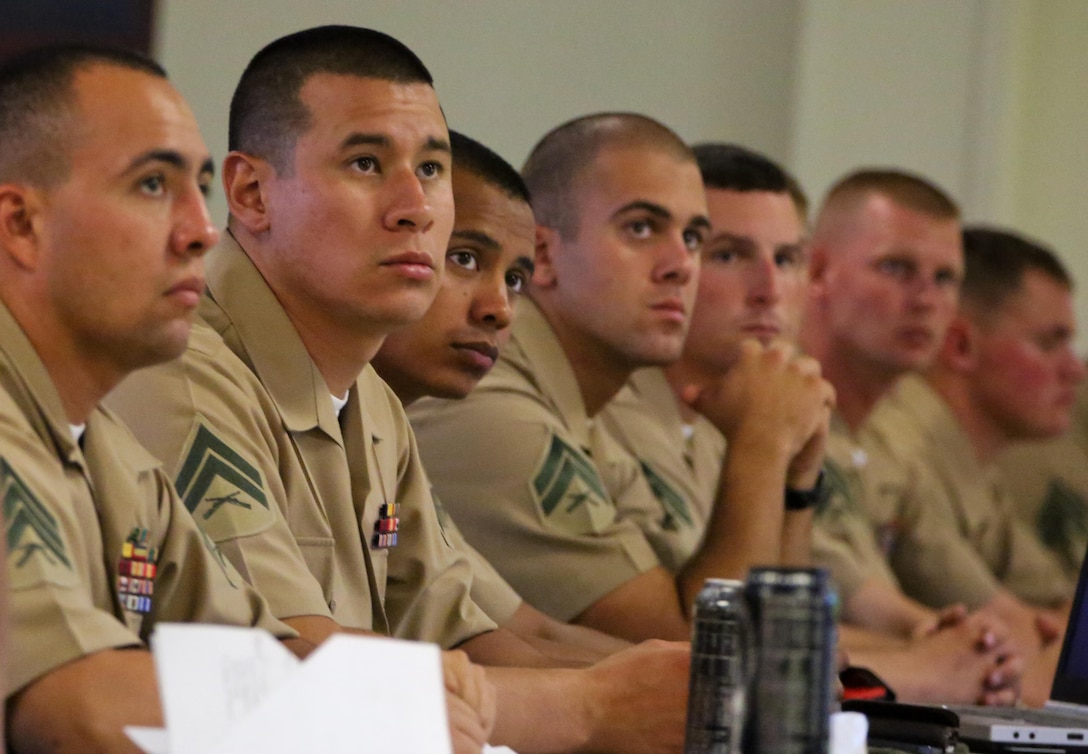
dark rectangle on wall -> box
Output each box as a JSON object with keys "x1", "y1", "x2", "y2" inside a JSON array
[{"x1": 0, "y1": 0, "x2": 156, "y2": 63}]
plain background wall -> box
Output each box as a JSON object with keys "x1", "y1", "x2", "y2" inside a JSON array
[{"x1": 157, "y1": 0, "x2": 1088, "y2": 350}]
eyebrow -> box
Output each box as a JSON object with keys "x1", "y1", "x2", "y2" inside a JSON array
[
  {"x1": 124, "y1": 149, "x2": 214, "y2": 179},
  {"x1": 450, "y1": 229, "x2": 499, "y2": 250},
  {"x1": 340, "y1": 132, "x2": 451, "y2": 155},
  {"x1": 617, "y1": 200, "x2": 710, "y2": 231},
  {"x1": 512, "y1": 256, "x2": 535, "y2": 275},
  {"x1": 611, "y1": 200, "x2": 672, "y2": 222}
]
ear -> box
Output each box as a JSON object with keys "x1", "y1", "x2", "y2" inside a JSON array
[
  {"x1": 938, "y1": 316, "x2": 976, "y2": 372},
  {"x1": 0, "y1": 183, "x2": 43, "y2": 271},
  {"x1": 805, "y1": 243, "x2": 830, "y2": 305},
  {"x1": 222, "y1": 151, "x2": 273, "y2": 234},
  {"x1": 531, "y1": 225, "x2": 560, "y2": 289}
]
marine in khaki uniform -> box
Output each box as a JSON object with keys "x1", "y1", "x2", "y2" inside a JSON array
[
  {"x1": 0, "y1": 46, "x2": 298, "y2": 753},
  {"x1": 114, "y1": 28, "x2": 689, "y2": 754},
  {"x1": 111, "y1": 236, "x2": 497, "y2": 647},
  {"x1": 600, "y1": 143, "x2": 828, "y2": 580},
  {"x1": 411, "y1": 115, "x2": 832, "y2": 646},
  {"x1": 374, "y1": 131, "x2": 631, "y2": 661},
  {"x1": 800, "y1": 170, "x2": 1045, "y2": 706},
  {"x1": 862, "y1": 228, "x2": 1083, "y2": 616},
  {"x1": 1001, "y1": 378, "x2": 1088, "y2": 580},
  {"x1": 602, "y1": 145, "x2": 1018, "y2": 705},
  {"x1": 413, "y1": 297, "x2": 675, "y2": 621},
  {"x1": 867, "y1": 375, "x2": 1074, "y2": 608}
]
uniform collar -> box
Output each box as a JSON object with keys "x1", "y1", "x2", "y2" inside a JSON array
[
  {"x1": 626, "y1": 367, "x2": 684, "y2": 432},
  {"x1": 0, "y1": 300, "x2": 158, "y2": 473},
  {"x1": 506, "y1": 298, "x2": 591, "y2": 444},
  {"x1": 202, "y1": 232, "x2": 342, "y2": 441},
  {"x1": 0, "y1": 299, "x2": 80, "y2": 460}
]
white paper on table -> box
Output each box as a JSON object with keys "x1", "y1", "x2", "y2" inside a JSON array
[
  {"x1": 125, "y1": 726, "x2": 169, "y2": 754},
  {"x1": 133, "y1": 624, "x2": 454, "y2": 754},
  {"x1": 151, "y1": 623, "x2": 301, "y2": 754},
  {"x1": 205, "y1": 633, "x2": 451, "y2": 754}
]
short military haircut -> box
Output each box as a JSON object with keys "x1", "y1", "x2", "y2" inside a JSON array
[
  {"x1": 692, "y1": 142, "x2": 808, "y2": 219},
  {"x1": 522, "y1": 112, "x2": 694, "y2": 238},
  {"x1": 960, "y1": 225, "x2": 1072, "y2": 319},
  {"x1": 229, "y1": 25, "x2": 434, "y2": 175},
  {"x1": 0, "y1": 44, "x2": 166, "y2": 187},
  {"x1": 818, "y1": 168, "x2": 960, "y2": 223},
  {"x1": 450, "y1": 131, "x2": 530, "y2": 205}
]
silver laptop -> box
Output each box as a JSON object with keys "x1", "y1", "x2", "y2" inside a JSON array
[{"x1": 954, "y1": 544, "x2": 1088, "y2": 753}]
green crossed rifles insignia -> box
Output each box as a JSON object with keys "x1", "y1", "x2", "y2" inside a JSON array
[
  {"x1": 639, "y1": 461, "x2": 693, "y2": 531},
  {"x1": 3, "y1": 457, "x2": 77, "y2": 588},
  {"x1": 531, "y1": 434, "x2": 614, "y2": 534},
  {"x1": 175, "y1": 424, "x2": 274, "y2": 542}
]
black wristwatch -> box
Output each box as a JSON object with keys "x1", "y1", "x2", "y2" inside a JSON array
[{"x1": 784, "y1": 470, "x2": 829, "y2": 511}]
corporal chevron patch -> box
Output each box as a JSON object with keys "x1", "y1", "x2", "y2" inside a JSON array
[
  {"x1": 531, "y1": 434, "x2": 614, "y2": 534},
  {"x1": 175, "y1": 422, "x2": 274, "y2": 542},
  {"x1": 639, "y1": 461, "x2": 693, "y2": 531},
  {"x1": 1037, "y1": 479, "x2": 1088, "y2": 573},
  {"x1": 2, "y1": 457, "x2": 77, "y2": 589}
]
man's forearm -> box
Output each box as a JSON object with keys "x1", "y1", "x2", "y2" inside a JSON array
[
  {"x1": 678, "y1": 434, "x2": 791, "y2": 611},
  {"x1": 9, "y1": 648, "x2": 161, "y2": 754}
]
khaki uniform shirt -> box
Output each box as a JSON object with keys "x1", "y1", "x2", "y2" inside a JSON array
[
  {"x1": 107, "y1": 234, "x2": 495, "y2": 646},
  {"x1": 864, "y1": 375, "x2": 1073, "y2": 608},
  {"x1": 2, "y1": 301, "x2": 288, "y2": 698},
  {"x1": 1000, "y1": 382, "x2": 1088, "y2": 582},
  {"x1": 432, "y1": 493, "x2": 523, "y2": 625},
  {"x1": 410, "y1": 300, "x2": 661, "y2": 621},
  {"x1": 598, "y1": 367, "x2": 724, "y2": 572},
  {"x1": 812, "y1": 412, "x2": 904, "y2": 603}
]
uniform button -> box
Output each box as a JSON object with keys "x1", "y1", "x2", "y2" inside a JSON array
[{"x1": 328, "y1": 599, "x2": 336, "y2": 612}]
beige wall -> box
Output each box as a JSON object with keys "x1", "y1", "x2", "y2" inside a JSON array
[
  {"x1": 157, "y1": 0, "x2": 800, "y2": 226},
  {"x1": 158, "y1": 0, "x2": 1088, "y2": 349}
]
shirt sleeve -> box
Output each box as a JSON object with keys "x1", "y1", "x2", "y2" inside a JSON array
[
  {"x1": 888, "y1": 461, "x2": 1003, "y2": 610},
  {"x1": 4, "y1": 427, "x2": 139, "y2": 695},
  {"x1": 107, "y1": 338, "x2": 335, "y2": 622},
  {"x1": 410, "y1": 387, "x2": 660, "y2": 623}
]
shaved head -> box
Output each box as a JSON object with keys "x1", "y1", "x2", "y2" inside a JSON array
[
  {"x1": 0, "y1": 45, "x2": 166, "y2": 187},
  {"x1": 522, "y1": 112, "x2": 694, "y2": 238}
]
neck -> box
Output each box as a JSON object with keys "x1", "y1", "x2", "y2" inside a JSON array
[
  {"x1": 285, "y1": 310, "x2": 382, "y2": 398},
  {"x1": 6, "y1": 297, "x2": 118, "y2": 424},
  {"x1": 663, "y1": 358, "x2": 714, "y2": 423},
  {"x1": 925, "y1": 369, "x2": 1004, "y2": 463},
  {"x1": 535, "y1": 296, "x2": 632, "y2": 417},
  {"x1": 240, "y1": 232, "x2": 385, "y2": 398},
  {"x1": 800, "y1": 318, "x2": 900, "y2": 433}
]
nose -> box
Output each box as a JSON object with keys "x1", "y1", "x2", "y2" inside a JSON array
[
  {"x1": 172, "y1": 185, "x2": 219, "y2": 257},
  {"x1": 652, "y1": 233, "x2": 696, "y2": 286},
  {"x1": 906, "y1": 270, "x2": 948, "y2": 311},
  {"x1": 383, "y1": 167, "x2": 434, "y2": 232},
  {"x1": 471, "y1": 274, "x2": 513, "y2": 331},
  {"x1": 747, "y1": 253, "x2": 782, "y2": 305}
]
